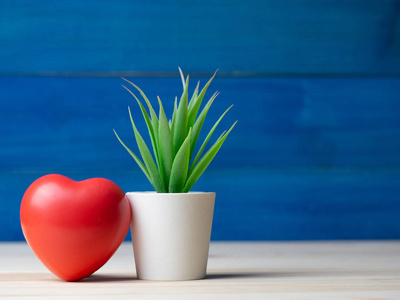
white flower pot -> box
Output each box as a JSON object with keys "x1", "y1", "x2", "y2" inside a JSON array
[{"x1": 126, "y1": 192, "x2": 215, "y2": 280}]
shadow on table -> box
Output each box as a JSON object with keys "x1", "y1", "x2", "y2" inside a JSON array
[
  {"x1": 205, "y1": 271, "x2": 330, "y2": 280},
  {"x1": 81, "y1": 271, "x2": 335, "y2": 282},
  {"x1": 83, "y1": 272, "x2": 304, "y2": 282},
  {"x1": 79, "y1": 274, "x2": 136, "y2": 283}
]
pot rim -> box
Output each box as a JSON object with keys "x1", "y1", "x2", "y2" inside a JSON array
[{"x1": 126, "y1": 191, "x2": 215, "y2": 195}]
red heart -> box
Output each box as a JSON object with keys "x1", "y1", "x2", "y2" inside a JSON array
[{"x1": 20, "y1": 174, "x2": 131, "y2": 281}]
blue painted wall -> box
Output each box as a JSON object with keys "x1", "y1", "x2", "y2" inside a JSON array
[
  {"x1": 1, "y1": 0, "x2": 400, "y2": 75},
  {"x1": 1, "y1": 1, "x2": 399, "y2": 240}
]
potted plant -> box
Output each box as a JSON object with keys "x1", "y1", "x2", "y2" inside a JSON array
[{"x1": 114, "y1": 68, "x2": 236, "y2": 280}]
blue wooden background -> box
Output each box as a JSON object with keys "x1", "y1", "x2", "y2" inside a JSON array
[{"x1": 1, "y1": 0, "x2": 400, "y2": 241}]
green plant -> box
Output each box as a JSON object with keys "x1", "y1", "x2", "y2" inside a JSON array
[{"x1": 114, "y1": 69, "x2": 237, "y2": 193}]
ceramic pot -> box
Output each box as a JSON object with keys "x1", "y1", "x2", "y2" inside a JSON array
[{"x1": 126, "y1": 192, "x2": 215, "y2": 280}]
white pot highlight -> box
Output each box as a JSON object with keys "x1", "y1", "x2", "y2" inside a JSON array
[{"x1": 126, "y1": 192, "x2": 215, "y2": 281}]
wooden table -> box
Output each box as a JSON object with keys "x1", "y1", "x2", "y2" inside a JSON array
[{"x1": 1, "y1": 241, "x2": 399, "y2": 299}]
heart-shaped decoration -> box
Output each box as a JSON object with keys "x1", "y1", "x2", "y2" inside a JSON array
[{"x1": 20, "y1": 174, "x2": 131, "y2": 281}]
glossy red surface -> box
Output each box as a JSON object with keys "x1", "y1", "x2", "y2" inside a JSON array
[{"x1": 20, "y1": 174, "x2": 131, "y2": 281}]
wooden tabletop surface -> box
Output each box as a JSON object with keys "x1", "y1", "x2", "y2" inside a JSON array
[{"x1": 0, "y1": 241, "x2": 399, "y2": 299}]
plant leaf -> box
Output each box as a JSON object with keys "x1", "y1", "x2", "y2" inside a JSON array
[
  {"x1": 169, "y1": 129, "x2": 191, "y2": 193},
  {"x1": 170, "y1": 96, "x2": 178, "y2": 136},
  {"x1": 157, "y1": 96, "x2": 173, "y2": 190},
  {"x1": 189, "y1": 105, "x2": 233, "y2": 175},
  {"x1": 121, "y1": 85, "x2": 159, "y2": 165},
  {"x1": 188, "y1": 81, "x2": 200, "y2": 111},
  {"x1": 217, "y1": 130, "x2": 227, "y2": 141},
  {"x1": 178, "y1": 67, "x2": 185, "y2": 89},
  {"x1": 128, "y1": 107, "x2": 165, "y2": 193},
  {"x1": 187, "y1": 70, "x2": 217, "y2": 129},
  {"x1": 183, "y1": 121, "x2": 237, "y2": 193},
  {"x1": 121, "y1": 78, "x2": 160, "y2": 157},
  {"x1": 113, "y1": 129, "x2": 155, "y2": 189},
  {"x1": 189, "y1": 91, "x2": 219, "y2": 160},
  {"x1": 173, "y1": 75, "x2": 189, "y2": 156}
]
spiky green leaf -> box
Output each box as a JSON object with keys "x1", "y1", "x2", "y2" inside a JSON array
[
  {"x1": 189, "y1": 91, "x2": 219, "y2": 160},
  {"x1": 187, "y1": 71, "x2": 217, "y2": 128},
  {"x1": 173, "y1": 75, "x2": 189, "y2": 156},
  {"x1": 178, "y1": 67, "x2": 185, "y2": 89},
  {"x1": 170, "y1": 96, "x2": 178, "y2": 135},
  {"x1": 122, "y1": 78, "x2": 160, "y2": 159},
  {"x1": 121, "y1": 85, "x2": 159, "y2": 164},
  {"x1": 113, "y1": 129, "x2": 155, "y2": 189},
  {"x1": 188, "y1": 81, "x2": 200, "y2": 111},
  {"x1": 183, "y1": 121, "x2": 237, "y2": 193},
  {"x1": 189, "y1": 105, "x2": 233, "y2": 175},
  {"x1": 157, "y1": 96, "x2": 173, "y2": 190},
  {"x1": 169, "y1": 129, "x2": 191, "y2": 193},
  {"x1": 128, "y1": 107, "x2": 165, "y2": 193}
]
